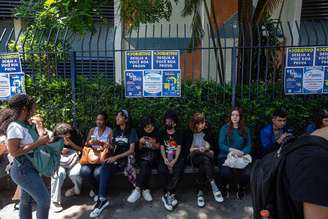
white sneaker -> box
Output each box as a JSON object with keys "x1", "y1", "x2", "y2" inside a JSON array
[
  {"x1": 127, "y1": 189, "x2": 141, "y2": 203},
  {"x1": 51, "y1": 202, "x2": 63, "y2": 213},
  {"x1": 65, "y1": 187, "x2": 80, "y2": 197},
  {"x1": 213, "y1": 190, "x2": 224, "y2": 203},
  {"x1": 142, "y1": 189, "x2": 153, "y2": 202},
  {"x1": 169, "y1": 193, "x2": 178, "y2": 207}
]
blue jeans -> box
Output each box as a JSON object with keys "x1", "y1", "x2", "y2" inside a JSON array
[
  {"x1": 98, "y1": 162, "x2": 124, "y2": 199},
  {"x1": 80, "y1": 164, "x2": 102, "y2": 193},
  {"x1": 10, "y1": 156, "x2": 50, "y2": 219}
]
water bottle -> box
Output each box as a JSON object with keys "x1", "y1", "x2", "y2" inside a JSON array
[
  {"x1": 260, "y1": 210, "x2": 270, "y2": 219},
  {"x1": 167, "y1": 149, "x2": 174, "y2": 162}
]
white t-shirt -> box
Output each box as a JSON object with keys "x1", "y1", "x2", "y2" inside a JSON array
[{"x1": 7, "y1": 122, "x2": 34, "y2": 148}]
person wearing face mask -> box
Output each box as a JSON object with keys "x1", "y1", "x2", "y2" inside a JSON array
[
  {"x1": 0, "y1": 94, "x2": 50, "y2": 219},
  {"x1": 187, "y1": 112, "x2": 223, "y2": 208},
  {"x1": 159, "y1": 110, "x2": 185, "y2": 211},
  {"x1": 127, "y1": 115, "x2": 163, "y2": 203},
  {"x1": 218, "y1": 107, "x2": 252, "y2": 199}
]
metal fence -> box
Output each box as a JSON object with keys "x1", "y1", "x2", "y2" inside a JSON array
[{"x1": 0, "y1": 20, "x2": 327, "y2": 127}]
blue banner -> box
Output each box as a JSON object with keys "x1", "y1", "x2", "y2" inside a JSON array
[
  {"x1": 284, "y1": 47, "x2": 328, "y2": 95},
  {"x1": 286, "y1": 48, "x2": 314, "y2": 67},
  {"x1": 285, "y1": 68, "x2": 303, "y2": 94},
  {"x1": 0, "y1": 53, "x2": 22, "y2": 73},
  {"x1": 163, "y1": 70, "x2": 181, "y2": 97},
  {"x1": 125, "y1": 71, "x2": 143, "y2": 97},
  {"x1": 153, "y1": 50, "x2": 179, "y2": 70},
  {"x1": 125, "y1": 50, "x2": 181, "y2": 98},
  {"x1": 126, "y1": 51, "x2": 152, "y2": 70},
  {"x1": 315, "y1": 47, "x2": 328, "y2": 66},
  {"x1": 324, "y1": 67, "x2": 328, "y2": 94}
]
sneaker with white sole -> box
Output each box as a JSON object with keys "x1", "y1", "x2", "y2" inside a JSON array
[
  {"x1": 51, "y1": 202, "x2": 63, "y2": 213},
  {"x1": 161, "y1": 193, "x2": 173, "y2": 211},
  {"x1": 127, "y1": 189, "x2": 141, "y2": 203},
  {"x1": 197, "y1": 190, "x2": 205, "y2": 208},
  {"x1": 142, "y1": 189, "x2": 153, "y2": 202},
  {"x1": 89, "y1": 199, "x2": 109, "y2": 218},
  {"x1": 169, "y1": 193, "x2": 178, "y2": 207},
  {"x1": 213, "y1": 190, "x2": 224, "y2": 203}
]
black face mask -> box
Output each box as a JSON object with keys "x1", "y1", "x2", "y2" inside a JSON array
[{"x1": 165, "y1": 124, "x2": 173, "y2": 130}]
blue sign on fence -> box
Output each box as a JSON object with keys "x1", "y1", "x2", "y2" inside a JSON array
[
  {"x1": 315, "y1": 47, "x2": 328, "y2": 66},
  {"x1": 285, "y1": 47, "x2": 328, "y2": 95},
  {"x1": 126, "y1": 51, "x2": 152, "y2": 70},
  {"x1": 0, "y1": 53, "x2": 22, "y2": 73},
  {"x1": 286, "y1": 48, "x2": 314, "y2": 67},
  {"x1": 125, "y1": 50, "x2": 181, "y2": 98},
  {"x1": 163, "y1": 70, "x2": 181, "y2": 97},
  {"x1": 153, "y1": 51, "x2": 179, "y2": 70},
  {"x1": 0, "y1": 53, "x2": 25, "y2": 100},
  {"x1": 125, "y1": 71, "x2": 143, "y2": 97}
]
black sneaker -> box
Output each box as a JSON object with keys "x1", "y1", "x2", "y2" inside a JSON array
[
  {"x1": 161, "y1": 193, "x2": 173, "y2": 211},
  {"x1": 89, "y1": 199, "x2": 110, "y2": 218},
  {"x1": 236, "y1": 186, "x2": 246, "y2": 200},
  {"x1": 221, "y1": 185, "x2": 230, "y2": 199}
]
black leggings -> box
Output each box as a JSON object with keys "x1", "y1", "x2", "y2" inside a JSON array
[
  {"x1": 136, "y1": 158, "x2": 185, "y2": 194},
  {"x1": 219, "y1": 163, "x2": 251, "y2": 188},
  {"x1": 191, "y1": 153, "x2": 215, "y2": 191}
]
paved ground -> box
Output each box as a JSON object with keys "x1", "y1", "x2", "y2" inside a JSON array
[{"x1": 0, "y1": 176, "x2": 253, "y2": 219}]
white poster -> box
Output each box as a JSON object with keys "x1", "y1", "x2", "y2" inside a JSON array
[{"x1": 143, "y1": 70, "x2": 162, "y2": 97}]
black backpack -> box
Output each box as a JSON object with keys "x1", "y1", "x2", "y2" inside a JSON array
[{"x1": 251, "y1": 134, "x2": 328, "y2": 219}]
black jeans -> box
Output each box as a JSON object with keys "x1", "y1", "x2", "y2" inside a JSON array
[
  {"x1": 191, "y1": 153, "x2": 215, "y2": 191},
  {"x1": 219, "y1": 161, "x2": 251, "y2": 189},
  {"x1": 159, "y1": 157, "x2": 186, "y2": 194},
  {"x1": 136, "y1": 158, "x2": 167, "y2": 190}
]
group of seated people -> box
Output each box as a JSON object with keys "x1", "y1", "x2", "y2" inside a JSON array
[{"x1": 2, "y1": 97, "x2": 328, "y2": 218}]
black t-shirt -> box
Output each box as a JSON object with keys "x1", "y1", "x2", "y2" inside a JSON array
[
  {"x1": 137, "y1": 128, "x2": 160, "y2": 161},
  {"x1": 112, "y1": 128, "x2": 138, "y2": 156},
  {"x1": 284, "y1": 145, "x2": 328, "y2": 218},
  {"x1": 160, "y1": 130, "x2": 185, "y2": 159}
]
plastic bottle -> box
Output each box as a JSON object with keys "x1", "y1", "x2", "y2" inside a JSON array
[
  {"x1": 167, "y1": 149, "x2": 174, "y2": 162},
  {"x1": 260, "y1": 210, "x2": 270, "y2": 219}
]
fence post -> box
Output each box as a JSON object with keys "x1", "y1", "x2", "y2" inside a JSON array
[
  {"x1": 70, "y1": 51, "x2": 78, "y2": 128},
  {"x1": 231, "y1": 46, "x2": 237, "y2": 107}
]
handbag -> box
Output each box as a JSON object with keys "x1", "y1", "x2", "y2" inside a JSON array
[
  {"x1": 60, "y1": 148, "x2": 79, "y2": 168},
  {"x1": 80, "y1": 146, "x2": 108, "y2": 165},
  {"x1": 223, "y1": 152, "x2": 252, "y2": 169}
]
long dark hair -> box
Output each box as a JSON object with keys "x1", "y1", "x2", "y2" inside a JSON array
[
  {"x1": 227, "y1": 107, "x2": 247, "y2": 139},
  {"x1": 0, "y1": 94, "x2": 35, "y2": 135}
]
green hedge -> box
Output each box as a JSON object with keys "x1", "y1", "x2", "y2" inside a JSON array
[{"x1": 1, "y1": 74, "x2": 326, "y2": 141}]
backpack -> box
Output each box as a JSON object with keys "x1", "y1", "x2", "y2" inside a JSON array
[
  {"x1": 250, "y1": 134, "x2": 328, "y2": 219},
  {"x1": 15, "y1": 121, "x2": 64, "y2": 177}
]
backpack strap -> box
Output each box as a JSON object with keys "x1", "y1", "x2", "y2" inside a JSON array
[{"x1": 14, "y1": 120, "x2": 38, "y2": 142}]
